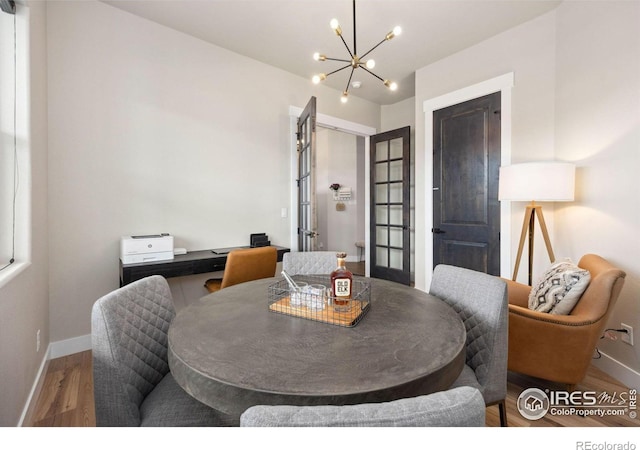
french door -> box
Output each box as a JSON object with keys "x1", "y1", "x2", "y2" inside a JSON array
[
  {"x1": 296, "y1": 97, "x2": 318, "y2": 251},
  {"x1": 370, "y1": 126, "x2": 411, "y2": 285}
]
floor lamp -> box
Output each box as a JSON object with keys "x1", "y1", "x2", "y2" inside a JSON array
[{"x1": 499, "y1": 162, "x2": 575, "y2": 285}]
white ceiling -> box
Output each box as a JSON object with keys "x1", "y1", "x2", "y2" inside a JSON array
[{"x1": 100, "y1": 0, "x2": 561, "y2": 105}]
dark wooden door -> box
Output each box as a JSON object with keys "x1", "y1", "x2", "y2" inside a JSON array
[
  {"x1": 297, "y1": 97, "x2": 317, "y2": 251},
  {"x1": 370, "y1": 126, "x2": 411, "y2": 285},
  {"x1": 433, "y1": 92, "x2": 501, "y2": 275}
]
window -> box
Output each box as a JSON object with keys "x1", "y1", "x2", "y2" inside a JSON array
[
  {"x1": 0, "y1": 0, "x2": 29, "y2": 286},
  {"x1": 0, "y1": 7, "x2": 17, "y2": 272}
]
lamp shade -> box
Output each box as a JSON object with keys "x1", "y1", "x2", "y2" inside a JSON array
[{"x1": 499, "y1": 162, "x2": 575, "y2": 202}]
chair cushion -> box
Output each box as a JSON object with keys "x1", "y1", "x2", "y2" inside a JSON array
[
  {"x1": 240, "y1": 386, "x2": 485, "y2": 427},
  {"x1": 140, "y1": 373, "x2": 239, "y2": 427},
  {"x1": 528, "y1": 260, "x2": 591, "y2": 315},
  {"x1": 449, "y1": 364, "x2": 483, "y2": 393}
]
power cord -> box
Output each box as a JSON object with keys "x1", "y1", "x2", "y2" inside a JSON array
[
  {"x1": 601, "y1": 327, "x2": 630, "y2": 338},
  {"x1": 593, "y1": 328, "x2": 630, "y2": 359}
]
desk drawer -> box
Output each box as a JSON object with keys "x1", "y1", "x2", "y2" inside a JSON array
[{"x1": 126, "y1": 261, "x2": 195, "y2": 283}]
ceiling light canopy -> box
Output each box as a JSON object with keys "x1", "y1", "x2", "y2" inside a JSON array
[{"x1": 312, "y1": 0, "x2": 402, "y2": 103}]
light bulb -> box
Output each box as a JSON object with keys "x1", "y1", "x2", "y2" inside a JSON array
[
  {"x1": 341, "y1": 91, "x2": 349, "y2": 103},
  {"x1": 312, "y1": 73, "x2": 327, "y2": 84},
  {"x1": 386, "y1": 26, "x2": 402, "y2": 40},
  {"x1": 313, "y1": 53, "x2": 326, "y2": 62},
  {"x1": 365, "y1": 59, "x2": 376, "y2": 69},
  {"x1": 384, "y1": 80, "x2": 398, "y2": 91},
  {"x1": 330, "y1": 18, "x2": 342, "y2": 36}
]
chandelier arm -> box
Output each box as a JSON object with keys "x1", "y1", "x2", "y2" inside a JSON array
[
  {"x1": 359, "y1": 38, "x2": 388, "y2": 60},
  {"x1": 326, "y1": 64, "x2": 352, "y2": 77},
  {"x1": 345, "y1": 67, "x2": 355, "y2": 94},
  {"x1": 324, "y1": 56, "x2": 352, "y2": 63},
  {"x1": 359, "y1": 66, "x2": 385, "y2": 82},
  {"x1": 337, "y1": 33, "x2": 354, "y2": 59}
]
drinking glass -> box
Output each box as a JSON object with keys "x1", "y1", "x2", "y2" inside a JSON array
[
  {"x1": 306, "y1": 284, "x2": 326, "y2": 310},
  {"x1": 289, "y1": 282, "x2": 308, "y2": 307}
]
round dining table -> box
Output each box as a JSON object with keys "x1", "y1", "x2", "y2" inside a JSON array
[{"x1": 168, "y1": 276, "x2": 466, "y2": 417}]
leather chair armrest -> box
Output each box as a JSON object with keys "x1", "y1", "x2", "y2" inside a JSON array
[
  {"x1": 502, "y1": 278, "x2": 531, "y2": 308},
  {"x1": 508, "y1": 304, "x2": 600, "y2": 327}
]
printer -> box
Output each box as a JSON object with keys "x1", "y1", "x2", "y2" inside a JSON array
[{"x1": 120, "y1": 234, "x2": 174, "y2": 264}]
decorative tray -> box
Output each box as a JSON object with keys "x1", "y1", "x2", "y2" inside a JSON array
[{"x1": 267, "y1": 275, "x2": 371, "y2": 327}]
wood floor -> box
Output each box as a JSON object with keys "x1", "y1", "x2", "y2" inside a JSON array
[
  {"x1": 29, "y1": 350, "x2": 95, "y2": 427},
  {"x1": 27, "y1": 349, "x2": 638, "y2": 427}
]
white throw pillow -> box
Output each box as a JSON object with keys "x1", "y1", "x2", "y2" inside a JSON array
[{"x1": 528, "y1": 259, "x2": 591, "y2": 315}]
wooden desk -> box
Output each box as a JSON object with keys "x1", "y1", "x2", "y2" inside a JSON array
[
  {"x1": 168, "y1": 276, "x2": 465, "y2": 417},
  {"x1": 119, "y1": 246, "x2": 289, "y2": 286}
]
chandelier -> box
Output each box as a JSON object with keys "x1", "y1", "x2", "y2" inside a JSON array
[{"x1": 312, "y1": 0, "x2": 402, "y2": 103}]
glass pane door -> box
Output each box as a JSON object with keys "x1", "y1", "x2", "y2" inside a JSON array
[
  {"x1": 297, "y1": 97, "x2": 317, "y2": 251},
  {"x1": 370, "y1": 126, "x2": 410, "y2": 285}
]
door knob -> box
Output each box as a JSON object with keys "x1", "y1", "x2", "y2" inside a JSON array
[{"x1": 432, "y1": 228, "x2": 446, "y2": 234}]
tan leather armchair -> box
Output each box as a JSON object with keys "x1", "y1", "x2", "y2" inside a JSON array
[
  {"x1": 204, "y1": 246, "x2": 277, "y2": 293},
  {"x1": 506, "y1": 254, "x2": 626, "y2": 389}
]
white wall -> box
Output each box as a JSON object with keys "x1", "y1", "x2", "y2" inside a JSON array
[
  {"x1": 316, "y1": 128, "x2": 361, "y2": 259},
  {"x1": 0, "y1": 1, "x2": 49, "y2": 426},
  {"x1": 46, "y1": 0, "x2": 380, "y2": 343},
  {"x1": 552, "y1": 1, "x2": 640, "y2": 384},
  {"x1": 381, "y1": 96, "x2": 415, "y2": 133}
]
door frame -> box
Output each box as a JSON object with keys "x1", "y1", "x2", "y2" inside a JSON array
[
  {"x1": 422, "y1": 72, "x2": 514, "y2": 290},
  {"x1": 289, "y1": 105, "x2": 377, "y2": 276}
]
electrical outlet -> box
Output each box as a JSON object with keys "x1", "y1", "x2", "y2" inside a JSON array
[
  {"x1": 36, "y1": 329, "x2": 41, "y2": 352},
  {"x1": 621, "y1": 323, "x2": 633, "y2": 346}
]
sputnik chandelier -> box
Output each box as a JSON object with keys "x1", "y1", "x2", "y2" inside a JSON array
[{"x1": 312, "y1": 0, "x2": 402, "y2": 103}]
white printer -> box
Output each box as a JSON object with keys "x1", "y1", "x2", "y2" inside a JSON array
[{"x1": 120, "y1": 234, "x2": 174, "y2": 264}]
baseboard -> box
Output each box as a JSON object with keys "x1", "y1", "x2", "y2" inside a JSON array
[
  {"x1": 49, "y1": 333, "x2": 91, "y2": 359},
  {"x1": 592, "y1": 350, "x2": 640, "y2": 390},
  {"x1": 18, "y1": 344, "x2": 50, "y2": 427}
]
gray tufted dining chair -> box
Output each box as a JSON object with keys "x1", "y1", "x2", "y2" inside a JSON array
[
  {"x1": 91, "y1": 275, "x2": 237, "y2": 426},
  {"x1": 282, "y1": 251, "x2": 337, "y2": 275},
  {"x1": 429, "y1": 265, "x2": 509, "y2": 427},
  {"x1": 240, "y1": 386, "x2": 485, "y2": 427}
]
